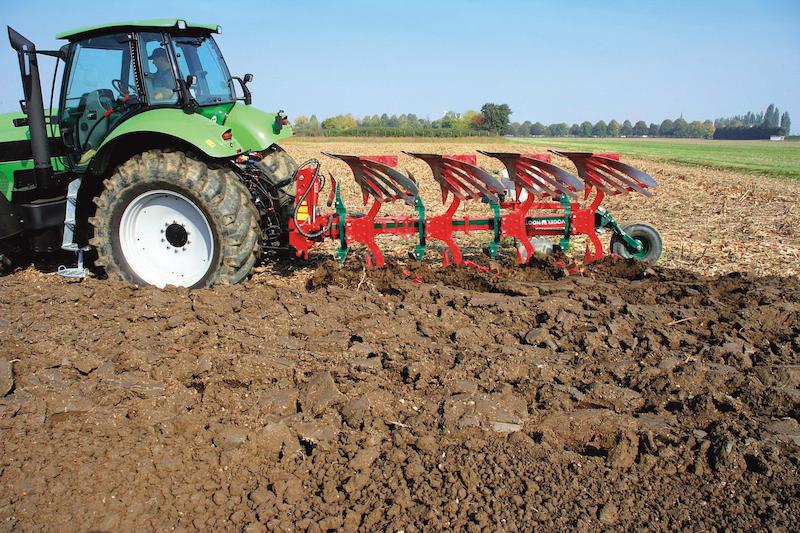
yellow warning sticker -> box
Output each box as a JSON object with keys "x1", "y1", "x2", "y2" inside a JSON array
[
  {"x1": 296, "y1": 204, "x2": 309, "y2": 221},
  {"x1": 205, "y1": 139, "x2": 216, "y2": 148}
]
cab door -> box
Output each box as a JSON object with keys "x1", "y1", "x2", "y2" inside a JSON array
[{"x1": 59, "y1": 33, "x2": 140, "y2": 165}]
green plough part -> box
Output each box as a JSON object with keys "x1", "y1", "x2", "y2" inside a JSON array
[
  {"x1": 412, "y1": 196, "x2": 426, "y2": 260},
  {"x1": 559, "y1": 194, "x2": 572, "y2": 251},
  {"x1": 334, "y1": 184, "x2": 348, "y2": 263},
  {"x1": 596, "y1": 208, "x2": 643, "y2": 253},
  {"x1": 485, "y1": 200, "x2": 501, "y2": 260}
]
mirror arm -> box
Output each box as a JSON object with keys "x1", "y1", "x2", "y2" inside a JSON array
[
  {"x1": 232, "y1": 76, "x2": 252, "y2": 106},
  {"x1": 37, "y1": 49, "x2": 67, "y2": 60}
]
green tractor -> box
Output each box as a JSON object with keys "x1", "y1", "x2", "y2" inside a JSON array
[{"x1": 0, "y1": 19, "x2": 298, "y2": 287}]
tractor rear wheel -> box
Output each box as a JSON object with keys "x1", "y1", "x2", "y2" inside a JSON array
[
  {"x1": 611, "y1": 222, "x2": 663, "y2": 264},
  {"x1": 90, "y1": 150, "x2": 261, "y2": 288},
  {"x1": 255, "y1": 145, "x2": 297, "y2": 248},
  {"x1": 257, "y1": 144, "x2": 298, "y2": 202}
]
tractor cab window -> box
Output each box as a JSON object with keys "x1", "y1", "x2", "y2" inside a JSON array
[
  {"x1": 172, "y1": 36, "x2": 235, "y2": 105},
  {"x1": 139, "y1": 33, "x2": 179, "y2": 106},
  {"x1": 60, "y1": 33, "x2": 139, "y2": 162}
]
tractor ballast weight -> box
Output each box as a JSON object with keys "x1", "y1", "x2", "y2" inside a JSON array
[{"x1": 288, "y1": 151, "x2": 662, "y2": 268}]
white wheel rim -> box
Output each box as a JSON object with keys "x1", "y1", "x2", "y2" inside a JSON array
[{"x1": 119, "y1": 189, "x2": 214, "y2": 287}]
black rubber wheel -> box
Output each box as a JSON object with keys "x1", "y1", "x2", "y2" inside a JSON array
[
  {"x1": 89, "y1": 150, "x2": 261, "y2": 288},
  {"x1": 255, "y1": 144, "x2": 298, "y2": 246},
  {"x1": 256, "y1": 144, "x2": 297, "y2": 207},
  {"x1": 610, "y1": 222, "x2": 663, "y2": 264}
]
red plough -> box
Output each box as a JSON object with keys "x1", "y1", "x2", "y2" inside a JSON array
[{"x1": 287, "y1": 150, "x2": 662, "y2": 268}]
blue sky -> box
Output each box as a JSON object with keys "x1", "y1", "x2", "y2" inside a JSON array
[{"x1": 1, "y1": 0, "x2": 798, "y2": 130}]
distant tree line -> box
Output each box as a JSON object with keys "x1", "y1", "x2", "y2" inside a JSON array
[
  {"x1": 293, "y1": 102, "x2": 791, "y2": 139},
  {"x1": 713, "y1": 104, "x2": 790, "y2": 140},
  {"x1": 293, "y1": 103, "x2": 511, "y2": 136},
  {"x1": 510, "y1": 118, "x2": 715, "y2": 139}
]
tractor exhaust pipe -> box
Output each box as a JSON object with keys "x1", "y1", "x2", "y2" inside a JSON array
[{"x1": 8, "y1": 27, "x2": 52, "y2": 189}]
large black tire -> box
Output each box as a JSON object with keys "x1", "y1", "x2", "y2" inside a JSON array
[
  {"x1": 0, "y1": 239, "x2": 24, "y2": 276},
  {"x1": 257, "y1": 146, "x2": 297, "y2": 205},
  {"x1": 255, "y1": 144, "x2": 298, "y2": 248},
  {"x1": 257, "y1": 144, "x2": 298, "y2": 202},
  {"x1": 610, "y1": 222, "x2": 663, "y2": 264},
  {"x1": 89, "y1": 150, "x2": 261, "y2": 288}
]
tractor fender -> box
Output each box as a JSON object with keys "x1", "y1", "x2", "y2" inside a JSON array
[
  {"x1": 97, "y1": 108, "x2": 244, "y2": 162},
  {"x1": 224, "y1": 104, "x2": 294, "y2": 152}
]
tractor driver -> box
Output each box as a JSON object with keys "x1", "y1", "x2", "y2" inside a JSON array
[{"x1": 147, "y1": 47, "x2": 176, "y2": 101}]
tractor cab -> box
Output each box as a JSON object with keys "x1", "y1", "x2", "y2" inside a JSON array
[{"x1": 56, "y1": 20, "x2": 236, "y2": 165}]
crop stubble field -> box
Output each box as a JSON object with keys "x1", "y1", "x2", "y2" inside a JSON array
[{"x1": 0, "y1": 137, "x2": 798, "y2": 531}]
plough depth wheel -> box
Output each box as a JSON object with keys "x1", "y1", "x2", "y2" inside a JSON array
[{"x1": 610, "y1": 222, "x2": 662, "y2": 263}]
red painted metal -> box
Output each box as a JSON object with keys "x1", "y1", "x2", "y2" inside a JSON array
[
  {"x1": 402, "y1": 268, "x2": 422, "y2": 283},
  {"x1": 550, "y1": 151, "x2": 656, "y2": 263},
  {"x1": 426, "y1": 194, "x2": 464, "y2": 265},
  {"x1": 288, "y1": 166, "x2": 332, "y2": 259},
  {"x1": 406, "y1": 152, "x2": 503, "y2": 204},
  {"x1": 320, "y1": 154, "x2": 422, "y2": 267},
  {"x1": 362, "y1": 155, "x2": 398, "y2": 168},
  {"x1": 323, "y1": 153, "x2": 417, "y2": 206},
  {"x1": 405, "y1": 152, "x2": 505, "y2": 265},
  {"x1": 444, "y1": 154, "x2": 477, "y2": 166},
  {"x1": 287, "y1": 150, "x2": 656, "y2": 269},
  {"x1": 521, "y1": 152, "x2": 552, "y2": 163},
  {"x1": 553, "y1": 151, "x2": 656, "y2": 197},
  {"x1": 479, "y1": 151, "x2": 585, "y2": 262},
  {"x1": 343, "y1": 199, "x2": 385, "y2": 267}
]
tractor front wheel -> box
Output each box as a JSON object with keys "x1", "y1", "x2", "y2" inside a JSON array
[
  {"x1": 90, "y1": 150, "x2": 260, "y2": 288},
  {"x1": 610, "y1": 222, "x2": 663, "y2": 264}
]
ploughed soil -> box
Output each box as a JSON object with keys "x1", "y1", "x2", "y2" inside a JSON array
[{"x1": 1, "y1": 256, "x2": 799, "y2": 532}]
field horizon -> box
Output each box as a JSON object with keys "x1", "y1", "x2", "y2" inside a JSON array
[{"x1": 285, "y1": 135, "x2": 800, "y2": 181}]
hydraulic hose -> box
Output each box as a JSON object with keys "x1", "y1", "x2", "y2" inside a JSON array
[{"x1": 292, "y1": 159, "x2": 334, "y2": 239}]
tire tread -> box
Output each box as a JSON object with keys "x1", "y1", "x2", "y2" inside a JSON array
[{"x1": 90, "y1": 149, "x2": 260, "y2": 287}]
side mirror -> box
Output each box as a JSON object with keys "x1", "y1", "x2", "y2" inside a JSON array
[
  {"x1": 274, "y1": 110, "x2": 289, "y2": 134},
  {"x1": 233, "y1": 75, "x2": 253, "y2": 105}
]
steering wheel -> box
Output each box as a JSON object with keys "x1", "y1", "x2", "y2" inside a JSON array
[
  {"x1": 98, "y1": 89, "x2": 116, "y2": 109},
  {"x1": 112, "y1": 79, "x2": 133, "y2": 97}
]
